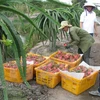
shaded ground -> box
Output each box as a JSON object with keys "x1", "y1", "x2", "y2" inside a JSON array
[{"x1": 0, "y1": 26, "x2": 100, "y2": 100}]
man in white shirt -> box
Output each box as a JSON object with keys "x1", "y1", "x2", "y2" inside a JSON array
[{"x1": 80, "y1": 2, "x2": 98, "y2": 36}]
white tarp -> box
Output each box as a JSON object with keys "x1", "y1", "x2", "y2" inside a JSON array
[{"x1": 60, "y1": 61, "x2": 100, "y2": 80}]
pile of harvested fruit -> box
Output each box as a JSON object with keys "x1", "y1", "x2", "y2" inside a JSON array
[
  {"x1": 4, "y1": 61, "x2": 18, "y2": 69},
  {"x1": 53, "y1": 50, "x2": 80, "y2": 62},
  {"x1": 71, "y1": 65, "x2": 94, "y2": 78},
  {"x1": 26, "y1": 54, "x2": 46, "y2": 64},
  {"x1": 39, "y1": 60, "x2": 69, "y2": 73},
  {"x1": 3, "y1": 61, "x2": 31, "y2": 69}
]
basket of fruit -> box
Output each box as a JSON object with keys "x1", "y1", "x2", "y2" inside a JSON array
[
  {"x1": 60, "y1": 63, "x2": 99, "y2": 95},
  {"x1": 50, "y1": 50, "x2": 82, "y2": 68},
  {"x1": 26, "y1": 52, "x2": 48, "y2": 74},
  {"x1": 3, "y1": 61, "x2": 33, "y2": 83},
  {"x1": 35, "y1": 59, "x2": 69, "y2": 88}
]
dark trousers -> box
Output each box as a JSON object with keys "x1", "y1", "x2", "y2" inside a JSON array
[
  {"x1": 78, "y1": 47, "x2": 91, "y2": 64},
  {"x1": 90, "y1": 33, "x2": 93, "y2": 36}
]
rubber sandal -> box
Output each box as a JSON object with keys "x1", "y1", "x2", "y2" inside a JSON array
[{"x1": 89, "y1": 90, "x2": 100, "y2": 96}]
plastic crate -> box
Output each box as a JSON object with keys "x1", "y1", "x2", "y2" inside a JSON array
[
  {"x1": 35, "y1": 59, "x2": 68, "y2": 88},
  {"x1": 26, "y1": 52, "x2": 49, "y2": 75},
  {"x1": 60, "y1": 71, "x2": 99, "y2": 95},
  {"x1": 50, "y1": 51, "x2": 82, "y2": 68},
  {"x1": 3, "y1": 62, "x2": 33, "y2": 83}
]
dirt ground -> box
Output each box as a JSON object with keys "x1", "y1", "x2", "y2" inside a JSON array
[
  {"x1": 0, "y1": 26, "x2": 100, "y2": 100},
  {"x1": 30, "y1": 25, "x2": 100, "y2": 100}
]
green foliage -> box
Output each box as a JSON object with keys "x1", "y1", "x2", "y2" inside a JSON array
[
  {"x1": 0, "y1": 0, "x2": 70, "y2": 99},
  {"x1": 33, "y1": 5, "x2": 83, "y2": 51},
  {"x1": 72, "y1": 0, "x2": 86, "y2": 7},
  {"x1": 0, "y1": 1, "x2": 37, "y2": 99},
  {"x1": 95, "y1": 9, "x2": 100, "y2": 17},
  {"x1": 0, "y1": 0, "x2": 86, "y2": 99},
  {"x1": 18, "y1": 0, "x2": 83, "y2": 52},
  {"x1": 0, "y1": 47, "x2": 8, "y2": 100}
]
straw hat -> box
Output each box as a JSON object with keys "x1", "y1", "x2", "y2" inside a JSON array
[
  {"x1": 59, "y1": 21, "x2": 72, "y2": 29},
  {"x1": 84, "y1": 2, "x2": 96, "y2": 8}
]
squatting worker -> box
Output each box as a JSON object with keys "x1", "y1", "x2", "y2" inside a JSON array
[
  {"x1": 80, "y1": 2, "x2": 98, "y2": 36},
  {"x1": 59, "y1": 21, "x2": 95, "y2": 64}
]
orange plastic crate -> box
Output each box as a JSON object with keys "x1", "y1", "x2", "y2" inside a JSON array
[
  {"x1": 27, "y1": 52, "x2": 48, "y2": 75},
  {"x1": 3, "y1": 62, "x2": 33, "y2": 83},
  {"x1": 50, "y1": 51, "x2": 82, "y2": 68},
  {"x1": 60, "y1": 71, "x2": 99, "y2": 95},
  {"x1": 35, "y1": 59, "x2": 68, "y2": 88}
]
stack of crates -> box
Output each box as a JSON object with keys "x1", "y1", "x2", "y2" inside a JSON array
[{"x1": 5, "y1": 50, "x2": 98, "y2": 95}]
